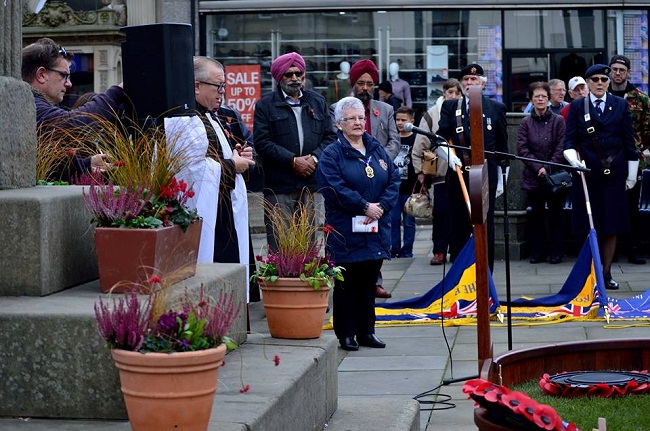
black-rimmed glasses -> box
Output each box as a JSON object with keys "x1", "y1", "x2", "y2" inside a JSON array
[
  {"x1": 46, "y1": 68, "x2": 71, "y2": 82},
  {"x1": 199, "y1": 81, "x2": 227, "y2": 91}
]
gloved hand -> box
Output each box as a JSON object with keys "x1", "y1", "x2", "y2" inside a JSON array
[
  {"x1": 563, "y1": 149, "x2": 586, "y2": 169},
  {"x1": 495, "y1": 166, "x2": 510, "y2": 198},
  {"x1": 627, "y1": 160, "x2": 640, "y2": 190},
  {"x1": 449, "y1": 153, "x2": 463, "y2": 170},
  {"x1": 436, "y1": 146, "x2": 463, "y2": 170}
]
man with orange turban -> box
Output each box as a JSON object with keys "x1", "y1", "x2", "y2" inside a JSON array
[{"x1": 254, "y1": 52, "x2": 337, "y2": 251}]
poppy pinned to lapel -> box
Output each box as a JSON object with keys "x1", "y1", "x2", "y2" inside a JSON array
[{"x1": 373, "y1": 109, "x2": 380, "y2": 117}]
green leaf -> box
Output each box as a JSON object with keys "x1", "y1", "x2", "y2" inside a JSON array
[{"x1": 222, "y1": 336, "x2": 238, "y2": 351}]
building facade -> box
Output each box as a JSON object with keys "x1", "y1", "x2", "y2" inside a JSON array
[{"x1": 199, "y1": 1, "x2": 650, "y2": 118}]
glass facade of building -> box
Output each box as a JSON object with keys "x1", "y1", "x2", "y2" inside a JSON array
[{"x1": 200, "y1": 7, "x2": 648, "y2": 117}]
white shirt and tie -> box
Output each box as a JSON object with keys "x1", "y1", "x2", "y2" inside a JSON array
[{"x1": 590, "y1": 94, "x2": 606, "y2": 115}]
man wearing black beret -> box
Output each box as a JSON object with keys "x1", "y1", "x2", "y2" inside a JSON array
[
  {"x1": 564, "y1": 63, "x2": 638, "y2": 290},
  {"x1": 436, "y1": 63, "x2": 509, "y2": 271}
]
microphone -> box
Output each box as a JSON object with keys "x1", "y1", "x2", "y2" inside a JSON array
[{"x1": 403, "y1": 123, "x2": 444, "y2": 141}]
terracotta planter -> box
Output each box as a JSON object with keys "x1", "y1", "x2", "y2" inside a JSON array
[
  {"x1": 111, "y1": 344, "x2": 226, "y2": 431},
  {"x1": 259, "y1": 277, "x2": 331, "y2": 339},
  {"x1": 94, "y1": 220, "x2": 202, "y2": 293}
]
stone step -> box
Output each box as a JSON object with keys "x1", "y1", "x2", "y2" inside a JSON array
[{"x1": 324, "y1": 396, "x2": 420, "y2": 431}]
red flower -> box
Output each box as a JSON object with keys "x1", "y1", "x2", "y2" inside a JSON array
[
  {"x1": 148, "y1": 275, "x2": 162, "y2": 283},
  {"x1": 322, "y1": 225, "x2": 334, "y2": 234},
  {"x1": 113, "y1": 161, "x2": 125, "y2": 167},
  {"x1": 240, "y1": 384, "x2": 250, "y2": 393},
  {"x1": 532, "y1": 404, "x2": 560, "y2": 430},
  {"x1": 186, "y1": 190, "x2": 195, "y2": 198},
  {"x1": 274, "y1": 355, "x2": 280, "y2": 366},
  {"x1": 372, "y1": 109, "x2": 380, "y2": 117}
]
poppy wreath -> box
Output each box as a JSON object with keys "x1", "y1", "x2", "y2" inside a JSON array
[
  {"x1": 462, "y1": 378, "x2": 580, "y2": 431},
  {"x1": 539, "y1": 370, "x2": 650, "y2": 398}
]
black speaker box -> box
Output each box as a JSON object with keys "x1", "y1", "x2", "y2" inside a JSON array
[{"x1": 121, "y1": 23, "x2": 196, "y2": 122}]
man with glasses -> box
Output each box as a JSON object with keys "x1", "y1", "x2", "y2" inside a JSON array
[
  {"x1": 608, "y1": 54, "x2": 650, "y2": 265},
  {"x1": 254, "y1": 52, "x2": 337, "y2": 252},
  {"x1": 180, "y1": 56, "x2": 257, "y2": 300},
  {"x1": 564, "y1": 64, "x2": 638, "y2": 290},
  {"x1": 523, "y1": 79, "x2": 569, "y2": 115},
  {"x1": 21, "y1": 37, "x2": 126, "y2": 180},
  {"x1": 22, "y1": 38, "x2": 125, "y2": 128}
]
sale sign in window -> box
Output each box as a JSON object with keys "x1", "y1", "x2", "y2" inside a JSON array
[{"x1": 225, "y1": 65, "x2": 261, "y2": 131}]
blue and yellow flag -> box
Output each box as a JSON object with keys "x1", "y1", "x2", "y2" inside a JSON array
[{"x1": 375, "y1": 236, "x2": 500, "y2": 325}]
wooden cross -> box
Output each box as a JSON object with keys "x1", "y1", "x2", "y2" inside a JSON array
[{"x1": 467, "y1": 85, "x2": 493, "y2": 373}]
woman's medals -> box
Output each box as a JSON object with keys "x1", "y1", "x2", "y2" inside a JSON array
[{"x1": 359, "y1": 156, "x2": 374, "y2": 178}]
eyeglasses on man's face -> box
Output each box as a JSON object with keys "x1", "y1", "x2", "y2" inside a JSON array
[
  {"x1": 283, "y1": 70, "x2": 304, "y2": 79},
  {"x1": 199, "y1": 81, "x2": 227, "y2": 91},
  {"x1": 589, "y1": 76, "x2": 609, "y2": 83},
  {"x1": 611, "y1": 67, "x2": 628, "y2": 75},
  {"x1": 341, "y1": 116, "x2": 366, "y2": 123},
  {"x1": 46, "y1": 68, "x2": 71, "y2": 82}
]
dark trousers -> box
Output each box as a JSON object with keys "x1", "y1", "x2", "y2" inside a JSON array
[
  {"x1": 431, "y1": 181, "x2": 449, "y2": 254},
  {"x1": 446, "y1": 172, "x2": 496, "y2": 271},
  {"x1": 625, "y1": 179, "x2": 643, "y2": 254},
  {"x1": 333, "y1": 259, "x2": 383, "y2": 340},
  {"x1": 527, "y1": 188, "x2": 564, "y2": 259}
]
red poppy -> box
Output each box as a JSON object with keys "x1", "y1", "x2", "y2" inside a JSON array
[
  {"x1": 372, "y1": 108, "x2": 380, "y2": 117},
  {"x1": 484, "y1": 385, "x2": 509, "y2": 403},
  {"x1": 532, "y1": 403, "x2": 560, "y2": 430}
]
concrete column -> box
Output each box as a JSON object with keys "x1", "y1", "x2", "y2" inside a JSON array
[
  {"x1": 0, "y1": 0, "x2": 21, "y2": 79},
  {"x1": 126, "y1": 0, "x2": 157, "y2": 26}
]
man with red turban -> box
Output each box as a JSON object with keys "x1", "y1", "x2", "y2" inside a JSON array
[
  {"x1": 329, "y1": 59, "x2": 399, "y2": 298},
  {"x1": 254, "y1": 52, "x2": 337, "y2": 251}
]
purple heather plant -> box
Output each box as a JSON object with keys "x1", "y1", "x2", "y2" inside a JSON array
[
  {"x1": 83, "y1": 182, "x2": 149, "y2": 227},
  {"x1": 95, "y1": 284, "x2": 240, "y2": 353}
]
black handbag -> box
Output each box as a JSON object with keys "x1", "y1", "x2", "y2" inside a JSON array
[{"x1": 544, "y1": 169, "x2": 572, "y2": 193}]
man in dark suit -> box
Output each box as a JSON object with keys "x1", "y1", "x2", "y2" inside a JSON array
[
  {"x1": 564, "y1": 64, "x2": 638, "y2": 290},
  {"x1": 437, "y1": 63, "x2": 509, "y2": 271}
]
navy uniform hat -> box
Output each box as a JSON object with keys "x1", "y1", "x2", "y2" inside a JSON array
[
  {"x1": 584, "y1": 64, "x2": 611, "y2": 79},
  {"x1": 459, "y1": 63, "x2": 484, "y2": 80},
  {"x1": 609, "y1": 54, "x2": 631, "y2": 70}
]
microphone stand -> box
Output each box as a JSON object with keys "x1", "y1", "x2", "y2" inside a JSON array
[{"x1": 421, "y1": 135, "x2": 589, "y2": 351}]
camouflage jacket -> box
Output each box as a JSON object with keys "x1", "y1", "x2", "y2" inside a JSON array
[{"x1": 612, "y1": 83, "x2": 650, "y2": 169}]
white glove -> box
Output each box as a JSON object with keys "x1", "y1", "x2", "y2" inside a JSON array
[
  {"x1": 563, "y1": 149, "x2": 586, "y2": 169},
  {"x1": 436, "y1": 146, "x2": 463, "y2": 170},
  {"x1": 627, "y1": 160, "x2": 640, "y2": 190},
  {"x1": 495, "y1": 166, "x2": 510, "y2": 198}
]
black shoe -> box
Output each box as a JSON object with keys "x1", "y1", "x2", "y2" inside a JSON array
[
  {"x1": 357, "y1": 334, "x2": 386, "y2": 348},
  {"x1": 339, "y1": 337, "x2": 359, "y2": 351},
  {"x1": 604, "y1": 274, "x2": 619, "y2": 290},
  {"x1": 549, "y1": 256, "x2": 562, "y2": 264},
  {"x1": 628, "y1": 254, "x2": 647, "y2": 265}
]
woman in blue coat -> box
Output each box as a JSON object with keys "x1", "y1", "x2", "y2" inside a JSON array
[{"x1": 317, "y1": 97, "x2": 400, "y2": 351}]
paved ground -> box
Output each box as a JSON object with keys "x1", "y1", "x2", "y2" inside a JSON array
[{"x1": 254, "y1": 224, "x2": 650, "y2": 431}]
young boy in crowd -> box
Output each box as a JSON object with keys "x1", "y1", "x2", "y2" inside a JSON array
[{"x1": 390, "y1": 106, "x2": 418, "y2": 257}]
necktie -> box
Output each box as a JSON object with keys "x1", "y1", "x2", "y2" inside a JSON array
[{"x1": 594, "y1": 99, "x2": 603, "y2": 113}]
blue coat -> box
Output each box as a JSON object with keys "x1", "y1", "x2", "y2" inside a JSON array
[
  {"x1": 317, "y1": 131, "x2": 400, "y2": 263},
  {"x1": 564, "y1": 94, "x2": 638, "y2": 234}
]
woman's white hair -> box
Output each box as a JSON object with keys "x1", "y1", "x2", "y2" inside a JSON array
[{"x1": 334, "y1": 97, "x2": 364, "y2": 123}]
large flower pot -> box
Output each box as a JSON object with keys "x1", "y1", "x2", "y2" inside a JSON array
[
  {"x1": 259, "y1": 277, "x2": 331, "y2": 339},
  {"x1": 111, "y1": 344, "x2": 226, "y2": 431},
  {"x1": 94, "y1": 220, "x2": 202, "y2": 293}
]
